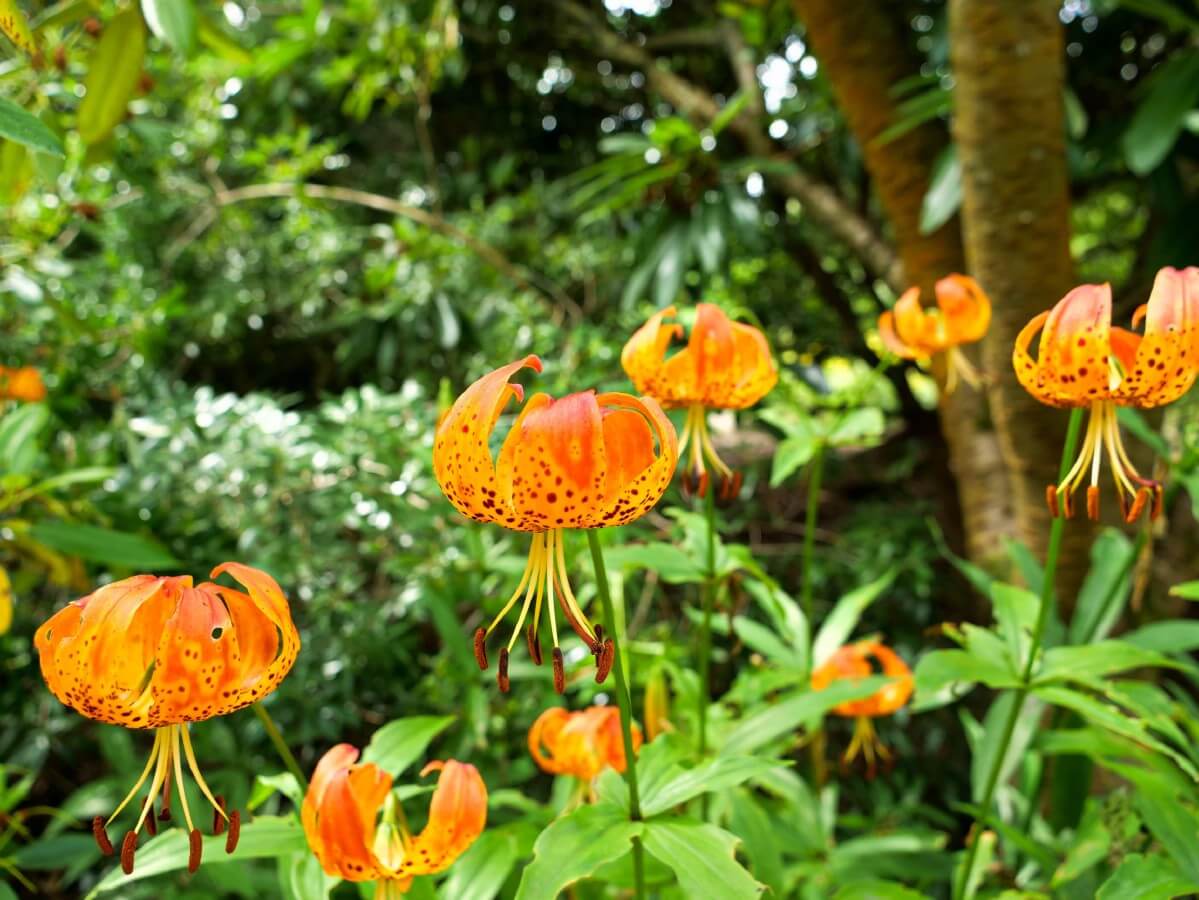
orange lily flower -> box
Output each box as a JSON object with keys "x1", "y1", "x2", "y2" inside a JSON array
[
  {"x1": 1014, "y1": 267, "x2": 1199, "y2": 522},
  {"x1": 302, "y1": 744, "x2": 486, "y2": 898},
  {"x1": 528, "y1": 705, "x2": 642, "y2": 782},
  {"x1": 0, "y1": 366, "x2": 47, "y2": 402},
  {"x1": 34, "y1": 563, "x2": 300, "y2": 874},
  {"x1": 878, "y1": 274, "x2": 990, "y2": 394},
  {"x1": 811, "y1": 640, "x2": 913, "y2": 778},
  {"x1": 433, "y1": 355, "x2": 677, "y2": 693},
  {"x1": 622, "y1": 303, "x2": 777, "y2": 499}
]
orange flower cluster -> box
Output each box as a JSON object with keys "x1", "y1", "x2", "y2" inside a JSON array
[
  {"x1": 812, "y1": 640, "x2": 913, "y2": 778},
  {"x1": 34, "y1": 564, "x2": 300, "y2": 874},
  {"x1": 1014, "y1": 267, "x2": 1199, "y2": 522},
  {"x1": 433, "y1": 355, "x2": 677, "y2": 692},
  {"x1": 0, "y1": 365, "x2": 46, "y2": 402},
  {"x1": 622, "y1": 303, "x2": 777, "y2": 498},
  {"x1": 878, "y1": 275, "x2": 991, "y2": 394},
  {"x1": 528, "y1": 705, "x2": 641, "y2": 781},
  {"x1": 302, "y1": 745, "x2": 486, "y2": 898}
]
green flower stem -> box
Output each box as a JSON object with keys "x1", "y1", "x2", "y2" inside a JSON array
[
  {"x1": 800, "y1": 442, "x2": 826, "y2": 629},
  {"x1": 954, "y1": 405, "x2": 1085, "y2": 900},
  {"x1": 253, "y1": 702, "x2": 308, "y2": 789},
  {"x1": 697, "y1": 485, "x2": 717, "y2": 760},
  {"x1": 587, "y1": 529, "x2": 646, "y2": 900}
]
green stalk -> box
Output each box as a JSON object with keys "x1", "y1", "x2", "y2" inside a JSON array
[
  {"x1": 697, "y1": 484, "x2": 717, "y2": 759},
  {"x1": 954, "y1": 406, "x2": 1085, "y2": 900},
  {"x1": 253, "y1": 702, "x2": 308, "y2": 789},
  {"x1": 800, "y1": 442, "x2": 826, "y2": 628},
  {"x1": 587, "y1": 530, "x2": 645, "y2": 900}
]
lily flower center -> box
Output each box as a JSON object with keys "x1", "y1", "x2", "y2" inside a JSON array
[
  {"x1": 93, "y1": 723, "x2": 240, "y2": 875},
  {"x1": 1047, "y1": 400, "x2": 1162, "y2": 524},
  {"x1": 472, "y1": 529, "x2": 613, "y2": 694},
  {"x1": 678, "y1": 403, "x2": 743, "y2": 500}
]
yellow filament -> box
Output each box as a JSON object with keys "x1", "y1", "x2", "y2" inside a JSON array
[
  {"x1": 1101, "y1": 403, "x2": 1139, "y2": 500},
  {"x1": 131, "y1": 728, "x2": 173, "y2": 834},
  {"x1": 1058, "y1": 403, "x2": 1103, "y2": 496},
  {"x1": 697, "y1": 415, "x2": 733, "y2": 479},
  {"x1": 507, "y1": 533, "x2": 546, "y2": 652},
  {"x1": 546, "y1": 530, "x2": 560, "y2": 648},
  {"x1": 180, "y1": 724, "x2": 227, "y2": 822},
  {"x1": 171, "y1": 726, "x2": 195, "y2": 833},
  {"x1": 555, "y1": 528, "x2": 594, "y2": 642},
  {"x1": 484, "y1": 533, "x2": 541, "y2": 637},
  {"x1": 107, "y1": 729, "x2": 163, "y2": 825}
]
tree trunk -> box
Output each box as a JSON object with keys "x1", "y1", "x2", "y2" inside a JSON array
[
  {"x1": 948, "y1": 0, "x2": 1094, "y2": 595},
  {"x1": 793, "y1": 0, "x2": 1014, "y2": 569}
]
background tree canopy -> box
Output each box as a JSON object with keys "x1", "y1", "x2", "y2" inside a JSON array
[{"x1": 2, "y1": 0, "x2": 1199, "y2": 897}]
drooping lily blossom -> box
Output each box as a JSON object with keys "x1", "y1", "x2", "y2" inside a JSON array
[
  {"x1": 34, "y1": 564, "x2": 300, "y2": 874},
  {"x1": 622, "y1": 303, "x2": 777, "y2": 499},
  {"x1": 433, "y1": 355, "x2": 677, "y2": 693},
  {"x1": 302, "y1": 744, "x2": 486, "y2": 898},
  {"x1": 811, "y1": 640, "x2": 913, "y2": 778},
  {"x1": 0, "y1": 366, "x2": 47, "y2": 402},
  {"x1": 1014, "y1": 268, "x2": 1199, "y2": 522},
  {"x1": 528, "y1": 705, "x2": 642, "y2": 782},
  {"x1": 878, "y1": 274, "x2": 991, "y2": 394}
]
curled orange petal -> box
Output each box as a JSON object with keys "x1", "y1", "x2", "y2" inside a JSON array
[
  {"x1": 528, "y1": 705, "x2": 641, "y2": 780},
  {"x1": 1112, "y1": 266, "x2": 1199, "y2": 407},
  {"x1": 812, "y1": 640, "x2": 913, "y2": 719}
]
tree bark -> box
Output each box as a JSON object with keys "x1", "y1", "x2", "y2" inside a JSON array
[
  {"x1": 793, "y1": 0, "x2": 1014, "y2": 568},
  {"x1": 948, "y1": 0, "x2": 1094, "y2": 594}
]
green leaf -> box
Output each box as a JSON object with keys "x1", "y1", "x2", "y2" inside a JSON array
[
  {"x1": 640, "y1": 754, "x2": 783, "y2": 817},
  {"x1": 0, "y1": 402, "x2": 49, "y2": 474},
  {"x1": 710, "y1": 91, "x2": 750, "y2": 135},
  {"x1": 78, "y1": 9, "x2": 146, "y2": 145},
  {"x1": 1169, "y1": 580, "x2": 1199, "y2": 601},
  {"x1": 141, "y1": 0, "x2": 196, "y2": 53},
  {"x1": 991, "y1": 582, "x2": 1038, "y2": 663},
  {"x1": 441, "y1": 828, "x2": 519, "y2": 900},
  {"x1": 1037, "y1": 641, "x2": 1177, "y2": 685},
  {"x1": 641, "y1": 820, "x2": 763, "y2": 900},
  {"x1": 912, "y1": 648, "x2": 1017, "y2": 711},
  {"x1": 729, "y1": 791, "x2": 784, "y2": 895},
  {"x1": 1123, "y1": 49, "x2": 1199, "y2": 175},
  {"x1": 826, "y1": 409, "x2": 885, "y2": 447},
  {"x1": 952, "y1": 828, "x2": 995, "y2": 900},
  {"x1": 721, "y1": 677, "x2": 891, "y2": 754},
  {"x1": 25, "y1": 467, "x2": 118, "y2": 495},
  {"x1": 1097, "y1": 852, "x2": 1199, "y2": 899},
  {"x1": 88, "y1": 817, "x2": 307, "y2": 896},
  {"x1": 277, "y1": 850, "x2": 337, "y2": 900},
  {"x1": 812, "y1": 569, "x2": 897, "y2": 668},
  {"x1": 770, "y1": 434, "x2": 817, "y2": 486},
  {"x1": 1070, "y1": 528, "x2": 1137, "y2": 644},
  {"x1": 1123, "y1": 620, "x2": 1199, "y2": 655},
  {"x1": 249, "y1": 772, "x2": 303, "y2": 811},
  {"x1": 1118, "y1": 767, "x2": 1199, "y2": 883},
  {"x1": 361, "y1": 715, "x2": 455, "y2": 778},
  {"x1": 834, "y1": 882, "x2": 928, "y2": 900},
  {"x1": 0, "y1": 98, "x2": 64, "y2": 157},
  {"x1": 197, "y1": 14, "x2": 252, "y2": 65},
  {"x1": 971, "y1": 692, "x2": 1043, "y2": 804},
  {"x1": 602, "y1": 542, "x2": 705, "y2": 584},
  {"x1": 919, "y1": 144, "x2": 961, "y2": 235},
  {"x1": 514, "y1": 804, "x2": 643, "y2": 900},
  {"x1": 28, "y1": 520, "x2": 180, "y2": 570},
  {"x1": 0, "y1": 0, "x2": 36, "y2": 54}
]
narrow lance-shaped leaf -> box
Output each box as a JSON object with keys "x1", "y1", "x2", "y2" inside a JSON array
[
  {"x1": 0, "y1": 98, "x2": 64, "y2": 157},
  {"x1": 78, "y1": 9, "x2": 146, "y2": 145}
]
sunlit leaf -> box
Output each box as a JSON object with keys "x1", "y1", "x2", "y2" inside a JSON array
[
  {"x1": 641, "y1": 820, "x2": 763, "y2": 899},
  {"x1": 78, "y1": 9, "x2": 146, "y2": 145},
  {"x1": 361, "y1": 715, "x2": 455, "y2": 778},
  {"x1": 0, "y1": 98, "x2": 64, "y2": 157},
  {"x1": 141, "y1": 0, "x2": 196, "y2": 54}
]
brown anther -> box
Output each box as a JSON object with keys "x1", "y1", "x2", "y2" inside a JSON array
[
  {"x1": 595, "y1": 639, "x2": 615, "y2": 684},
  {"x1": 92, "y1": 816, "x2": 114, "y2": 856},
  {"x1": 718, "y1": 471, "x2": 743, "y2": 504},
  {"x1": 527, "y1": 624, "x2": 543, "y2": 666},
  {"x1": 53, "y1": 45, "x2": 67, "y2": 72},
  {"x1": 145, "y1": 808, "x2": 158, "y2": 836},
  {"x1": 1045, "y1": 485, "x2": 1059, "y2": 518},
  {"x1": 696, "y1": 472, "x2": 710, "y2": 499},
  {"x1": 473, "y1": 627, "x2": 488, "y2": 671},
  {"x1": 83, "y1": 16, "x2": 101, "y2": 35},
  {"x1": 225, "y1": 810, "x2": 241, "y2": 854},
  {"x1": 1062, "y1": 488, "x2": 1075, "y2": 519},
  {"x1": 1151, "y1": 484, "x2": 1164, "y2": 521},
  {"x1": 1086, "y1": 485, "x2": 1100, "y2": 521},
  {"x1": 1125, "y1": 487, "x2": 1149, "y2": 523},
  {"x1": 680, "y1": 471, "x2": 696, "y2": 498},
  {"x1": 159, "y1": 805, "x2": 172, "y2": 822},
  {"x1": 120, "y1": 830, "x2": 137, "y2": 875},
  {"x1": 593, "y1": 624, "x2": 605, "y2": 645},
  {"x1": 497, "y1": 648, "x2": 510, "y2": 692},
  {"x1": 213, "y1": 796, "x2": 226, "y2": 835},
  {"x1": 552, "y1": 648, "x2": 566, "y2": 694},
  {"x1": 188, "y1": 828, "x2": 203, "y2": 873}
]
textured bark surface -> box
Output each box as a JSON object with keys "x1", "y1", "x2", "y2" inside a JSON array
[
  {"x1": 794, "y1": 0, "x2": 1014, "y2": 566},
  {"x1": 949, "y1": 0, "x2": 1094, "y2": 594}
]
